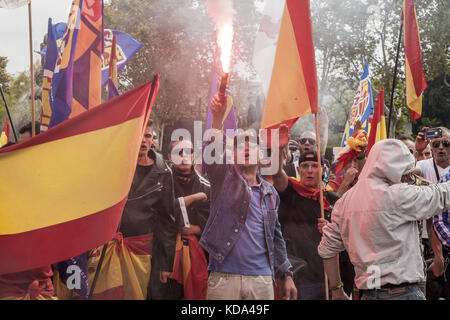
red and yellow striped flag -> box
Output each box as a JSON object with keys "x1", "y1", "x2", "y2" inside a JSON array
[
  {"x1": 256, "y1": 0, "x2": 318, "y2": 130},
  {"x1": 367, "y1": 87, "x2": 387, "y2": 155},
  {"x1": 0, "y1": 77, "x2": 159, "y2": 275},
  {"x1": 403, "y1": 0, "x2": 427, "y2": 121}
]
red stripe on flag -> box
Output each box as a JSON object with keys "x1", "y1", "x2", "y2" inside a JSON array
[
  {"x1": 367, "y1": 87, "x2": 384, "y2": 155},
  {"x1": 410, "y1": 109, "x2": 421, "y2": 122},
  {"x1": 404, "y1": 0, "x2": 427, "y2": 97},
  {"x1": 0, "y1": 81, "x2": 153, "y2": 154},
  {"x1": 286, "y1": 0, "x2": 318, "y2": 113},
  {"x1": 0, "y1": 197, "x2": 127, "y2": 275}
]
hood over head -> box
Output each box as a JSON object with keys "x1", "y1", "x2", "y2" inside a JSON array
[{"x1": 358, "y1": 139, "x2": 415, "y2": 185}]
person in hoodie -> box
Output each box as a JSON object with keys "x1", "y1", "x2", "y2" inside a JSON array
[{"x1": 318, "y1": 139, "x2": 450, "y2": 300}]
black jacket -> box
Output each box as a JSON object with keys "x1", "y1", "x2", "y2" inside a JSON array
[
  {"x1": 172, "y1": 168, "x2": 211, "y2": 237},
  {"x1": 118, "y1": 150, "x2": 177, "y2": 272}
]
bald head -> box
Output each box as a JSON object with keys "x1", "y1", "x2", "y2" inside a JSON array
[{"x1": 298, "y1": 131, "x2": 317, "y2": 154}]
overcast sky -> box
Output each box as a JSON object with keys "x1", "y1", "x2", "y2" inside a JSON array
[{"x1": 0, "y1": 0, "x2": 72, "y2": 76}]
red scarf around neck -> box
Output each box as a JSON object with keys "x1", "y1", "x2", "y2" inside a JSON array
[{"x1": 288, "y1": 177, "x2": 331, "y2": 211}]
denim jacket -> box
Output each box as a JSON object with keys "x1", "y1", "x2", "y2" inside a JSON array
[{"x1": 199, "y1": 133, "x2": 292, "y2": 279}]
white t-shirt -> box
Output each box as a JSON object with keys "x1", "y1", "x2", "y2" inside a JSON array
[{"x1": 416, "y1": 158, "x2": 450, "y2": 238}]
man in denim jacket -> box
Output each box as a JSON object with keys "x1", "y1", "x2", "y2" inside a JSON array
[{"x1": 199, "y1": 93, "x2": 296, "y2": 300}]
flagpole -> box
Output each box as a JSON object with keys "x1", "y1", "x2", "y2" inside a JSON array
[
  {"x1": 27, "y1": 0, "x2": 35, "y2": 137},
  {"x1": 0, "y1": 84, "x2": 18, "y2": 142},
  {"x1": 387, "y1": 21, "x2": 403, "y2": 138},
  {"x1": 314, "y1": 112, "x2": 329, "y2": 300}
]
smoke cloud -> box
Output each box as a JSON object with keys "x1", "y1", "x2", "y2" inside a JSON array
[{"x1": 206, "y1": 0, "x2": 236, "y2": 29}]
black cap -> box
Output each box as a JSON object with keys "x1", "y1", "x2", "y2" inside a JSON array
[{"x1": 298, "y1": 150, "x2": 324, "y2": 165}]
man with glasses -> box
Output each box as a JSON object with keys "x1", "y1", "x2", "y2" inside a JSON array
[
  {"x1": 298, "y1": 131, "x2": 317, "y2": 155},
  {"x1": 415, "y1": 127, "x2": 450, "y2": 294},
  {"x1": 417, "y1": 144, "x2": 433, "y2": 161},
  {"x1": 166, "y1": 138, "x2": 211, "y2": 299}
]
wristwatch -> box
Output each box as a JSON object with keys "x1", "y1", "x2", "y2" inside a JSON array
[{"x1": 282, "y1": 269, "x2": 294, "y2": 280}]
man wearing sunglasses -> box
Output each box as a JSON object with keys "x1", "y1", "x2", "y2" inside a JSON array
[
  {"x1": 415, "y1": 127, "x2": 450, "y2": 291},
  {"x1": 298, "y1": 132, "x2": 317, "y2": 155},
  {"x1": 166, "y1": 138, "x2": 211, "y2": 299},
  {"x1": 199, "y1": 93, "x2": 296, "y2": 300}
]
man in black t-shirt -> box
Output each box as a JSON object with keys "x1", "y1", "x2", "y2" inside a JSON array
[{"x1": 272, "y1": 124, "x2": 351, "y2": 300}]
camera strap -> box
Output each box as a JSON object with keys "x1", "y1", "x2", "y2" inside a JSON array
[{"x1": 433, "y1": 160, "x2": 440, "y2": 182}]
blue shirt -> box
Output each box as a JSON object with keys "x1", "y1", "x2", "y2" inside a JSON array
[{"x1": 208, "y1": 181, "x2": 272, "y2": 275}]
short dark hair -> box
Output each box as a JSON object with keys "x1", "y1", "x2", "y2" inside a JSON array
[
  {"x1": 146, "y1": 119, "x2": 154, "y2": 128},
  {"x1": 19, "y1": 122, "x2": 40, "y2": 136}
]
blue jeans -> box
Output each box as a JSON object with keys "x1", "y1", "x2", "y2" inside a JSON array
[
  {"x1": 361, "y1": 285, "x2": 425, "y2": 300},
  {"x1": 296, "y1": 278, "x2": 329, "y2": 300}
]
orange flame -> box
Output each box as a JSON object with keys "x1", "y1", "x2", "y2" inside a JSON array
[{"x1": 218, "y1": 24, "x2": 233, "y2": 73}]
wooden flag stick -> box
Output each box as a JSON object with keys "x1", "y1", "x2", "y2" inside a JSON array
[
  {"x1": 28, "y1": 0, "x2": 35, "y2": 136},
  {"x1": 314, "y1": 112, "x2": 329, "y2": 300}
]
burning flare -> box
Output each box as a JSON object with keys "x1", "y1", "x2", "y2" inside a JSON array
[{"x1": 218, "y1": 24, "x2": 233, "y2": 73}]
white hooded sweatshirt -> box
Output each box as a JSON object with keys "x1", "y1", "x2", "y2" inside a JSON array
[{"x1": 318, "y1": 139, "x2": 450, "y2": 289}]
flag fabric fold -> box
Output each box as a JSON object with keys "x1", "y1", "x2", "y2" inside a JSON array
[
  {"x1": 53, "y1": 232, "x2": 153, "y2": 300},
  {"x1": 0, "y1": 78, "x2": 159, "y2": 275},
  {"x1": 170, "y1": 234, "x2": 208, "y2": 300},
  {"x1": 254, "y1": 0, "x2": 318, "y2": 130},
  {"x1": 41, "y1": 18, "x2": 63, "y2": 129},
  {"x1": 403, "y1": 0, "x2": 427, "y2": 121},
  {"x1": 101, "y1": 29, "x2": 143, "y2": 88},
  {"x1": 41, "y1": 0, "x2": 104, "y2": 130},
  {"x1": 367, "y1": 87, "x2": 387, "y2": 155}
]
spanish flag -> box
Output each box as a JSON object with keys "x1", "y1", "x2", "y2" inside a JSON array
[
  {"x1": 54, "y1": 232, "x2": 153, "y2": 300},
  {"x1": 367, "y1": 87, "x2": 387, "y2": 155},
  {"x1": 403, "y1": 0, "x2": 427, "y2": 121},
  {"x1": 255, "y1": 0, "x2": 318, "y2": 130},
  {"x1": 170, "y1": 234, "x2": 208, "y2": 300},
  {"x1": 0, "y1": 77, "x2": 159, "y2": 275}
]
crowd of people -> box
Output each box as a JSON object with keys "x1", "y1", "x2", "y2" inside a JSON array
[{"x1": 0, "y1": 93, "x2": 449, "y2": 301}]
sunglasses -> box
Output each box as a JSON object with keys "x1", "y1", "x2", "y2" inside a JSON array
[
  {"x1": 289, "y1": 146, "x2": 299, "y2": 152},
  {"x1": 299, "y1": 138, "x2": 316, "y2": 145},
  {"x1": 172, "y1": 147, "x2": 194, "y2": 156},
  {"x1": 432, "y1": 140, "x2": 450, "y2": 148}
]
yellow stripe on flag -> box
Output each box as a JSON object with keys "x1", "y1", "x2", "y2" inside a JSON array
[
  {"x1": 261, "y1": 5, "x2": 312, "y2": 129},
  {"x1": 405, "y1": 58, "x2": 423, "y2": 115},
  {"x1": 0, "y1": 117, "x2": 143, "y2": 235}
]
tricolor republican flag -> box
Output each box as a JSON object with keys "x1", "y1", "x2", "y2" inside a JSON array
[
  {"x1": 253, "y1": 0, "x2": 318, "y2": 130},
  {"x1": 403, "y1": 0, "x2": 427, "y2": 121}
]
